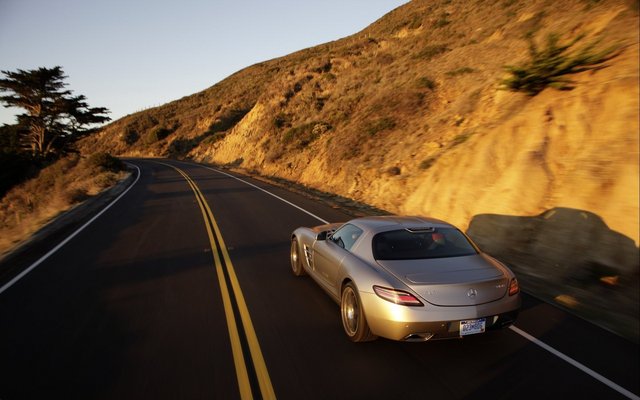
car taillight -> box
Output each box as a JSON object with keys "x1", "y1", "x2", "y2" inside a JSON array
[
  {"x1": 373, "y1": 286, "x2": 423, "y2": 306},
  {"x1": 509, "y1": 278, "x2": 519, "y2": 296}
]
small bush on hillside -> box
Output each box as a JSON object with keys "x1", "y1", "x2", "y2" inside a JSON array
[
  {"x1": 156, "y1": 127, "x2": 173, "y2": 139},
  {"x1": 121, "y1": 129, "x2": 139, "y2": 145},
  {"x1": 283, "y1": 124, "x2": 310, "y2": 143},
  {"x1": 451, "y1": 132, "x2": 472, "y2": 146},
  {"x1": 168, "y1": 138, "x2": 199, "y2": 157},
  {"x1": 86, "y1": 152, "x2": 125, "y2": 172},
  {"x1": 364, "y1": 117, "x2": 396, "y2": 136},
  {"x1": 419, "y1": 157, "x2": 437, "y2": 170},
  {"x1": 501, "y1": 33, "x2": 621, "y2": 95},
  {"x1": 284, "y1": 89, "x2": 295, "y2": 101},
  {"x1": 315, "y1": 96, "x2": 327, "y2": 111},
  {"x1": 414, "y1": 44, "x2": 449, "y2": 60},
  {"x1": 417, "y1": 76, "x2": 436, "y2": 90},
  {"x1": 313, "y1": 61, "x2": 332, "y2": 74},
  {"x1": 324, "y1": 73, "x2": 337, "y2": 82},
  {"x1": 434, "y1": 16, "x2": 451, "y2": 28},
  {"x1": 142, "y1": 126, "x2": 172, "y2": 145},
  {"x1": 283, "y1": 122, "x2": 331, "y2": 148},
  {"x1": 387, "y1": 166, "x2": 401, "y2": 176},
  {"x1": 273, "y1": 112, "x2": 290, "y2": 129},
  {"x1": 446, "y1": 67, "x2": 476, "y2": 77}
]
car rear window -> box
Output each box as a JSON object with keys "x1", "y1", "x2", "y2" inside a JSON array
[{"x1": 372, "y1": 228, "x2": 478, "y2": 260}]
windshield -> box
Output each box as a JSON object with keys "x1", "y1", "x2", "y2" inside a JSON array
[{"x1": 372, "y1": 228, "x2": 478, "y2": 260}]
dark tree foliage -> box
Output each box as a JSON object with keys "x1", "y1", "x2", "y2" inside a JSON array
[
  {"x1": 0, "y1": 124, "x2": 39, "y2": 197},
  {"x1": 0, "y1": 66, "x2": 111, "y2": 158}
]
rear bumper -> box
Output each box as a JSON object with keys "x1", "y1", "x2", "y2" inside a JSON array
[{"x1": 360, "y1": 291, "x2": 520, "y2": 341}]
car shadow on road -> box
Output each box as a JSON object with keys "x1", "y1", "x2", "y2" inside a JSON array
[{"x1": 466, "y1": 207, "x2": 639, "y2": 344}]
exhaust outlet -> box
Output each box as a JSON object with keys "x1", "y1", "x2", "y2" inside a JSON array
[{"x1": 403, "y1": 332, "x2": 435, "y2": 342}]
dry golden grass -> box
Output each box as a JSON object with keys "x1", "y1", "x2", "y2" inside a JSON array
[{"x1": 0, "y1": 154, "x2": 128, "y2": 256}]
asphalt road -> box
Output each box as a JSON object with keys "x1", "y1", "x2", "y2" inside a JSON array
[{"x1": 0, "y1": 159, "x2": 638, "y2": 400}]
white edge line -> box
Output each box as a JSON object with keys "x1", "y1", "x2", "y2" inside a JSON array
[
  {"x1": 181, "y1": 160, "x2": 638, "y2": 399},
  {"x1": 509, "y1": 325, "x2": 640, "y2": 400},
  {"x1": 0, "y1": 164, "x2": 141, "y2": 296},
  {"x1": 194, "y1": 163, "x2": 330, "y2": 224}
]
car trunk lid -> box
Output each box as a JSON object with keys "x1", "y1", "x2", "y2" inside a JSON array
[{"x1": 376, "y1": 255, "x2": 508, "y2": 306}]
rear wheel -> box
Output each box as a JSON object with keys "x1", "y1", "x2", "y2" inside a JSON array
[
  {"x1": 341, "y1": 282, "x2": 377, "y2": 342},
  {"x1": 290, "y1": 237, "x2": 306, "y2": 276}
]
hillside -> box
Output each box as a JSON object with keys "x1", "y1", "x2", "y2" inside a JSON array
[{"x1": 80, "y1": 0, "x2": 639, "y2": 340}]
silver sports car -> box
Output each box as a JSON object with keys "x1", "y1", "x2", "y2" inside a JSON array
[{"x1": 290, "y1": 216, "x2": 520, "y2": 342}]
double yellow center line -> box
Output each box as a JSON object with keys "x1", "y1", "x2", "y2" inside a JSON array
[{"x1": 162, "y1": 163, "x2": 276, "y2": 400}]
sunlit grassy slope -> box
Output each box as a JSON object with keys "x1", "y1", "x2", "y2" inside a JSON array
[
  {"x1": 81, "y1": 0, "x2": 638, "y2": 340},
  {"x1": 0, "y1": 154, "x2": 128, "y2": 255}
]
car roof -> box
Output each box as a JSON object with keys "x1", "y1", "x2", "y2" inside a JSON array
[{"x1": 350, "y1": 215, "x2": 454, "y2": 232}]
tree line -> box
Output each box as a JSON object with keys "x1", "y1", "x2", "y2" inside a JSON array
[{"x1": 0, "y1": 66, "x2": 110, "y2": 196}]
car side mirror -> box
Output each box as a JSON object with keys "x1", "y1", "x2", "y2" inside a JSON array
[{"x1": 316, "y1": 230, "x2": 330, "y2": 241}]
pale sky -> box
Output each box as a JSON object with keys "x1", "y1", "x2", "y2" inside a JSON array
[{"x1": 0, "y1": 0, "x2": 408, "y2": 126}]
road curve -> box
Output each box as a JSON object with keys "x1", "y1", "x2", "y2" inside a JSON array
[{"x1": 0, "y1": 159, "x2": 637, "y2": 400}]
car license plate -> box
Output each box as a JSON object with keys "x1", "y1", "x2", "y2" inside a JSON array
[{"x1": 460, "y1": 318, "x2": 486, "y2": 336}]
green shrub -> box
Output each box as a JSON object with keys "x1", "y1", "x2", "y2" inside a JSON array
[{"x1": 501, "y1": 33, "x2": 620, "y2": 95}]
